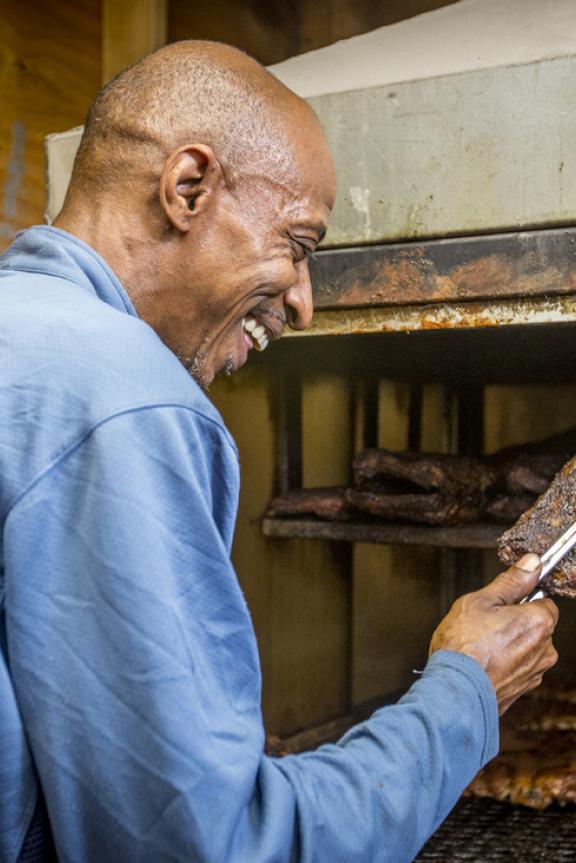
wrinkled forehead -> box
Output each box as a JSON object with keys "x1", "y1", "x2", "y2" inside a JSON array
[
  {"x1": 238, "y1": 125, "x2": 335, "y2": 217},
  {"x1": 292, "y1": 117, "x2": 336, "y2": 211},
  {"x1": 233, "y1": 93, "x2": 336, "y2": 222}
]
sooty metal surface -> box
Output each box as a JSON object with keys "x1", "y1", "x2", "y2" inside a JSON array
[
  {"x1": 310, "y1": 227, "x2": 576, "y2": 310},
  {"x1": 415, "y1": 797, "x2": 576, "y2": 861}
]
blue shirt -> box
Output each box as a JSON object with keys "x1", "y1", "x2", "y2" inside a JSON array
[{"x1": 0, "y1": 226, "x2": 498, "y2": 863}]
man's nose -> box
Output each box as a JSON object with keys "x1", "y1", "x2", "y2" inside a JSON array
[{"x1": 284, "y1": 260, "x2": 313, "y2": 330}]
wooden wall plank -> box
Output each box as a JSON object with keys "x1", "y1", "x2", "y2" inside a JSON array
[
  {"x1": 485, "y1": 385, "x2": 576, "y2": 453},
  {"x1": 0, "y1": 0, "x2": 101, "y2": 249},
  {"x1": 352, "y1": 544, "x2": 441, "y2": 704},
  {"x1": 168, "y1": 0, "x2": 456, "y2": 65},
  {"x1": 168, "y1": 0, "x2": 300, "y2": 66},
  {"x1": 102, "y1": 0, "x2": 167, "y2": 83},
  {"x1": 302, "y1": 375, "x2": 353, "y2": 487}
]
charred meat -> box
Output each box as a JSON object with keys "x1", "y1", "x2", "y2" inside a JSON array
[
  {"x1": 346, "y1": 489, "x2": 485, "y2": 526},
  {"x1": 349, "y1": 449, "x2": 497, "y2": 525},
  {"x1": 498, "y1": 455, "x2": 576, "y2": 598},
  {"x1": 267, "y1": 487, "x2": 354, "y2": 521},
  {"x1": 353, "y1": 448, "x2": 498, "y2": 494},
  {"x1": 484, "y1": 493, "x2": 537, "y2": 525}
]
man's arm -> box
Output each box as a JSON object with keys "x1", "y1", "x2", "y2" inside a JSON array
[{"x1": 4, "y1": 406, "x2": 555, "y2": 862}]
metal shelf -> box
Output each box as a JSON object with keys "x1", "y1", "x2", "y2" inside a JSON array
[{"x1": 262, "y1": 517, "x2": 503, "y2": 549}]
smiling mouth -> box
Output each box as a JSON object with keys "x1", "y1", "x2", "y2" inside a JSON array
[{"x1": 243, "y1": 315, "x2": 270, "y2": 351}]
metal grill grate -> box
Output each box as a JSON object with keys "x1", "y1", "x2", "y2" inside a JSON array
[{"x1": 416, "y1": 798, "x2": 576, "y2": 861}]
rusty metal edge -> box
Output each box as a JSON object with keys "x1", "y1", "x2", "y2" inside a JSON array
[
  {"x1": 285, "y1": 295, "x2": 576, "y2": 338},
  {"x1": 309, "y1": 226, "x2": 576, "y2": 310}
]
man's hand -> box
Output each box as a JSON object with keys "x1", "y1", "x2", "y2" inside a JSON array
[{"x1": 429, "y1": 554, "x2": 559, "y2": 714}]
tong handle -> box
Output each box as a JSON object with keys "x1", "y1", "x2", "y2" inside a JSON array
[{"x1": 520, "y1": 587, "x2": 546, "y2": 604}]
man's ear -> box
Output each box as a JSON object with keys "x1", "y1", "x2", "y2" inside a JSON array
[{"x1": 160, "y1": 144, "x2": 223, "y2": 232}]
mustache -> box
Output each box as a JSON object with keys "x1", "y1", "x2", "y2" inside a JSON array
[{"x1": 250, "y1": 303, "x2": 287, "y2": 332}]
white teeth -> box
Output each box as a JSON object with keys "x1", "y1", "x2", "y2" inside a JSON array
[{"x1": 243, "y1": 316, "x2": 269, "y2": 351}]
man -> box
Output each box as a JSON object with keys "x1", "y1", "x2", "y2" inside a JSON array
[{"x1": 0, "y1": 41, "x2": 558, "y2": 863}]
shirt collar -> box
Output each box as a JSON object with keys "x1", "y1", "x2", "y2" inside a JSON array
[{"x1": 0, "y1": 225, "x2": 138, "y2": 317}]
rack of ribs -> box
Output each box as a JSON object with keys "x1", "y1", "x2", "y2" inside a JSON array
[
  {"x1": 498, "y1": 455, "x2": 576, "y2": 598},
  {"x1": 467, "y1": 686, "x2": 576, "y2": 808},
  {"x1": 466, "y1": 728, "x2": 576, "y2": 808}
]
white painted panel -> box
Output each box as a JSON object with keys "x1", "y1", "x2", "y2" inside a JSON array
[
  {"x1": 44, "y1": 127, "x2": 82, "y2": 224},
  {"x1": 311, "y1": 56, "x2": 576, "y2": 245}
]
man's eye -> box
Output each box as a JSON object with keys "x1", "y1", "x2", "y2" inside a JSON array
[{"x1": 291, "y1": 242, "x2": 311, "y2": 262}]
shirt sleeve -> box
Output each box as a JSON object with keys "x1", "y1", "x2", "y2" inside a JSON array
[{"x1": 4, "y1": 406, "x2": 498, "y2": 863}]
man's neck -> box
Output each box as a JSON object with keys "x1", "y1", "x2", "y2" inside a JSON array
[{"x1": 54, "y1": 201, "x2": 159, "y2": 309}]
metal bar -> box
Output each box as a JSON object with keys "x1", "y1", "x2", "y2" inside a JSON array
[
  {"x1": 438, "y1": 548, "x2": 459, "y2": 618},
  {"x1": 274, "y1": 368, "x2": 302, "y2": 494},
  {"x1": 437, "y1": 548, "x2": 487, "y2": 616},
  {"x1": 362, "y1": 378, "x2": 379, "y2": 451},
  {"x1": 350, "y1": 377, "x2": 379, "y2": 469},
  {"x1": 309, "y1": 226, "x2": 576, "y2": 310},
  {"x1": 407, "y1": 384, "x2": 423, "y2": 451},
  {"x1": 261, "y1": 517, "x2": 502, "y2": 549},
  {"x1": 457, "y1": 383, "x2": 484, "y2": 456}
]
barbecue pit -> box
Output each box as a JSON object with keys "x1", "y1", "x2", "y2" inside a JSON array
[{"x1": 269, "y1": 3, "x2": 576, "y2": 857}]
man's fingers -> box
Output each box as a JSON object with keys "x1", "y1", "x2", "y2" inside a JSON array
[
  {"x1": 500, "y1": 643, "x2": 558, "y2": 713},
  {"x1": 531, "y1": 640, "x2": 558, "y2": 678},
  {"x1": 524, "y1": 599, "x2": 559, "y2": 638},
  {"x1": 534, "y1": 596, "x2": 560, "y2": 628},
  {"x1": 546, "y1": 643, "x2": 559, "y2": 670},
  {"x1": 527, "y1": 643, "x2": 558, "y2": 686},
  {"x1": 481, "y1": 553, "x2": 542, "y2": 605}
]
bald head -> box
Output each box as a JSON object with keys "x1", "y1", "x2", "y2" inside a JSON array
[
  {"x1": 71, "y1": 40, "x2": 322, "y2": 197},
  {"x1": 57, "y1": 40, "x2": 335, "y2": 389}
]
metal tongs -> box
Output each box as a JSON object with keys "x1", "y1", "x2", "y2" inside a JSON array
[{"x1": 521, "y1": 518, "x2": 576, "y2": 603}]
